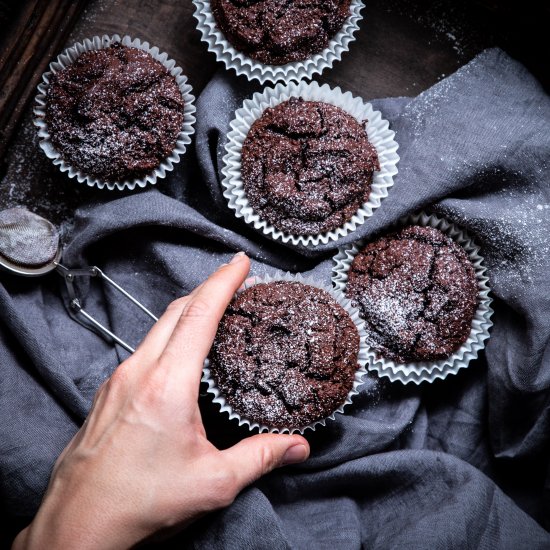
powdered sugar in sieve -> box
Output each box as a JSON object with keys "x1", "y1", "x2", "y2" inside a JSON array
[
  {"x1": 0, "y1": 208, "x2": 59, "y2": 268},
  {"x1": 0, "y1": 207, "x2": 157, "y2": 352}
]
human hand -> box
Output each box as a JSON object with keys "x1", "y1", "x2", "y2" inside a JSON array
[{"x1": 13, "y1": 253, "x2": 310, "y2": 550}]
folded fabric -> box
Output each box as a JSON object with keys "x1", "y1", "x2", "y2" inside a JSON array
[{"x1": 0, "y1": 48, "x2": 548, "y2": 548}]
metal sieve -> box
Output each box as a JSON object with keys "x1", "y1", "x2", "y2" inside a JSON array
[{"x1": 0, "y1": 207, "x2": 157, "y2": 353}]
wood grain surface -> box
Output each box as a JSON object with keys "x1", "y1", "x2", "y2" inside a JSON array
[{"x1": 0, "y1": 0, "x2": 88, "y2": 158}]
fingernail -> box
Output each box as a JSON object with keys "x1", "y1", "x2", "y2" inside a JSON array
[
  {"x1": 281, "y1": 444, "x2": 308, "y2": 466},
  {"x1": 229, "y1": 251, "x2": 246, "y2": 264}
]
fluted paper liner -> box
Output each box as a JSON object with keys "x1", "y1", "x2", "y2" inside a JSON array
[
  {"x1": 202, "y1": 272, "x2": 369, "y2": 433},
  {"x1": 332, "y1": 211, "x2": 494, "y2": 384},
  {"x1": 34, "y1": 34, "x2": 196, "y2": 191},
  {"x1": 193, "y1": 0, "x2": 365, "y2": 84},
  {"x1": 222, "y1": 80, "x2": 400, "y2": 247}
]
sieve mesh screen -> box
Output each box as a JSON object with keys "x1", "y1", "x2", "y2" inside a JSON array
[{"x1": 0, "y1": 208, "x2": 60, "y2": 268}]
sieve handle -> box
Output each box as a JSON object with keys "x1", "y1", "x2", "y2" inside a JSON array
[{"x1": 56, "y1": 263, "x2": 158, "y2": 353}]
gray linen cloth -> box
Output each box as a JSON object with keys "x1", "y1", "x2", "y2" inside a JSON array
[{"x1": 0, "y1": 48, "x2": 549, "y2": 548}]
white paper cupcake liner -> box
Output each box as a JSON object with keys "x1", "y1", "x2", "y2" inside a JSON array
[
  {"x1": 202, "y1": 272, "x2": 369, "y2": 434},
  {"x1": 33, "y1": 34, "x2": 197, "y2": 192},
  {"x1": 221, "y1": 80, "x2": 400, "y2": 247},
  {"x1": 193, "y1": 0, "x2": 365, "y2": 84},
  {"x1": 332, "y1": 211, "x2": 494, "y2": 385}
]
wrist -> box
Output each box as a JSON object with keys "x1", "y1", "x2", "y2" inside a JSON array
[{"x1": 12, "y1": 493, "x2": 146, "y2": 550}]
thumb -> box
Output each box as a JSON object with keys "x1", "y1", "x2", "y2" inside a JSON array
[{"x1": 221, "y1": 434, "x2": 310, "y2": 491}]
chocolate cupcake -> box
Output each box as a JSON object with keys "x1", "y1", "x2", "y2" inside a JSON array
[
  {"x1": 210, "y1": 0, "x2": 352, "y2": 65},
  {"x1": 222, "y1": 81, "x2": 399, "y2": 246},
  {"x1": 333, "y1": 212, "x2": 493, "y2": 384},
  {"x1": 35, "y1": 35, "x2": 196, "y2": 190},
  {"x1": 241, "y1": 97, "x2": 380, "y2": 236},
  {"x1": 193, "y1": 0, "x2": 365, "y2": 84},
  {"x1": 346, "y1": 225, "x2": 479, "y2": 363},
  {"x1": 208, "y1": 279, "x2": 362, "y2": 430},
  {"x1": 45, "y1": 43, "x2": 183, "y2": 182}
]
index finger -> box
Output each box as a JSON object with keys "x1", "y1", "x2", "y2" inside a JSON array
[{"x1": 157, "y1": 252, "x2": 250, "y2": 389}]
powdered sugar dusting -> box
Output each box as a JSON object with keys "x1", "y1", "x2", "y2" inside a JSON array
[
  {"x1": 211, "y1": 0, "x2": 352, "y2": 65},
  {"x1": 0, "y1": 112, "x2": 99, "y2": 231},
  {"x1": 437, "y1": 183, "x2": 550, "y2": 297},
  {"x1": 404, "y1": 76, "x2": 457, "y2": 139},
  {"x1": 242, "y1": 97, "x2": 379, "y2": 235},
  {"x1": 346, "y1": 225, "x2": 478, "y2": 363},
  {"x1": 45, "y1": 43, "x2": 185, "y2": 182},
  {"x1": 385, "y1": 0, "x2": 486, "y2": 61},
  {"x1": 210, "y1": 281, "x2": 360, "y2": 429}
]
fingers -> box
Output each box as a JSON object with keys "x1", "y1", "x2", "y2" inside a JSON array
[
  {"x1": 158, "y1": 252, "x2": 250, "y2": 389},
  {"x1": 132, "y1": 295, "x2": 192, "y2": 363},
  {"x1": 221, "y1": 434, "x2": 310, "y2": 492},
  {"x1": 133, "y1": 254, "x2": 246, "y2": 365}
]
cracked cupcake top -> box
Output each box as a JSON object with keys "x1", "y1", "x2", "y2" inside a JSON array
[
  {"x1": 241, "y1": 98, "x2": 379, "y2": 235},
  {"x1": 210, "y1": 0, "x2": 352, "y2": 65},
  {"x1": 209, "y1": 281, "x2": 360, "y2": 429},
  {"x1": 346, "y1": 226, "x2": 478, "y2": 363},
  {"x1": 46, "y1": 43, "x2": 184, "y2": 182}
]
